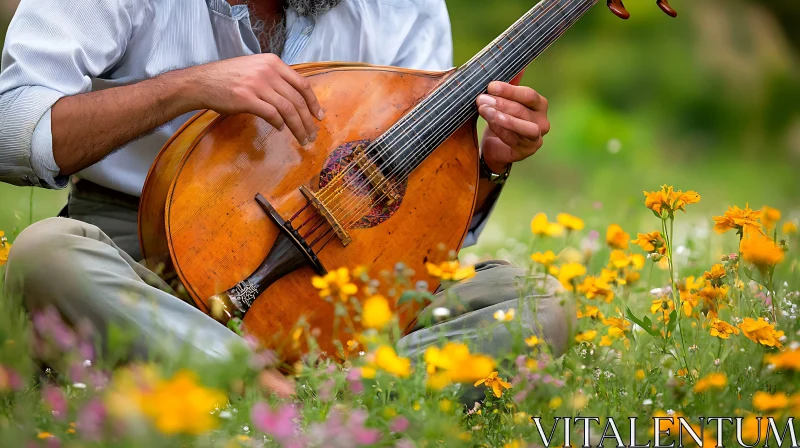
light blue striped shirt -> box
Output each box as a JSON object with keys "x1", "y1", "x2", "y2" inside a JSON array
[
  {"x1": 0, "y1": 0, "x2": 497, "y2": 246},
  {"x1": 0, "y1": 0, "x2": 453, "y2": 194}
]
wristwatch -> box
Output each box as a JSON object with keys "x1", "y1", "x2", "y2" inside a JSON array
[{"x1": 479, "y1": 155, "x2": 511, "y2": 185}]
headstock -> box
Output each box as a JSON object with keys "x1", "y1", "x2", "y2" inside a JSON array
[{"x1": 607, "y1": 0, "x2": 678, "y2": 19}]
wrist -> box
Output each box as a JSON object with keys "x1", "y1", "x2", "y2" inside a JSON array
[
  {"x1": 479, "y1": 155, "x2": 511, "y2": 185},
  {"x1": 159, "y1": 68, "x2": 205, "y2": 114},
  {"x1": 484, "y1": 158, "x2": 511, "y2": 175}
]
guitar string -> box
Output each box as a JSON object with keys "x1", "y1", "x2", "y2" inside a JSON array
[
  {"x1": 328, "y1": 0, "x2": 593, "y2": 229},
  {"x1": 311, "y1": 0, "x2": 566, "y2": 210},
  {"x1": 328, "y1": 0, "x2": 588, "y2": 223}
]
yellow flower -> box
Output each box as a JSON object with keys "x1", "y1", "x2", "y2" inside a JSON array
[
  {"x1": 439, "y1": 399, "x2": 453, "y2": 412},
  {"x1": 361, "y1": 295, "x2": 393, "y2": 330},
  {"x1": 425, "y1": 260, "x2": 476, "y2": 282},
  {"x1": 713, "y1": 205, "x2": 765, "y2": 238},
  {"x1": 739, "y1": 317, "x2": 784, "y2": 348},
  {"x1": 650, "y1": 297, "x2": 675, "y2": 323},
  {"x1": 574, "y1": 330, "x2": 597, "y2": 343},
  {"x1": 602, "y1": 316, "x2": 630, "y2": 338},
  {"x1": 548, "y1": 397, "x2": 563, "y2": 409},
  {"x1": 493, "y1": 308, "x2": 515, "y2": 322},
  {"x1": 740, "y1": 234, "x2": 784, "y2": 272},
  {"x1": 37, "y1": 432, "x2": 54, "y2": 439},
  {"x1": 631, "y1": 231, "x2": 667, "y2": 255},
  {"x1": 643, "y1": 185, "x2": 701, "y2": 216},
  {"x1": 369, "y1": 345, "x2": 412, "y2": 378},
  {"x1": 474, "y1": 371, "x2": 512, "y2": 398},
  {"x1": 703, "y1": 264, "x2": 727, "y2": 287},
  {"x1": 739, "y1": 414, "x2": 770, "y2": 445},
  {"x1": 531, "y1": 213, "x2": 564, "y2": 237},
  {"x1": 635, "y1": 369, "x2": 645, "y2": 380},
  {"x1": 503, "y1": 441, "x2": 522, "y2": 448},
  {"x1": 0, "y1": 231, "x2": 10, "y2": 267},
  {"x1": 138, "y1": 370, "x2": 226, "y2": 435},
  {"x1": 577, "y1": 276, "x2": 614, "y2": 303},
  {"x1": 782, "y1": 221, "x2": 798, "y2": 235},
  {"x1": 709, "y1": 319, "x2": 739, "y2": 339},
  {"x1": 531, "y1": 250, "x2": 556, "y2": 266},
  {"x1": 551, "y1": 262, "x2": 586, "y2": 290},
  {"x1": 425, "y1": 342, "x2": 495, "y2": 389},
  {"x1": 764, "y1": 348, "x2": 800, "y2": 371},
  {"x1": 680, "y1": 291, "x2": 700, "y2": 317},
  {"x1": 693, "y1": 373, "x2": 727, "y2": 393},
  {"x1": 524, "y1": 335, "x2": 542, "y2": 347},
  {"x1": 312, "y1": 267, "x2": 358, "y2": 301},
  {"x1": 557, "y1": 213, "x2": 585, "y2": 231},
  {"x1": 606, "y1": 224, "x2": 630, "y2": 250},
  {"x1": 760, "y1": 206, "x2": 781, "y2": 231},
  {"x1": 577, "y1": 305, "x2": 602, "y2": 319},
  {"x1": 752, "y1": 391, "x2": 789, "y2": 411},
  {"x1": 599, "y1": 335, "x2": 613, "y2": 346}
]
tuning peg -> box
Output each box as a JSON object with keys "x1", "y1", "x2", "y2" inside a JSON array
[
  {"x1": 607, "y1": 0, "x2": 630, "y2": 19},
  {"x1": 656, "y1": 0, "x2": 678, "y2": 17}
]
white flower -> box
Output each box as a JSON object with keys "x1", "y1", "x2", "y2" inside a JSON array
[
  {"x1": 493, "y1": 309, "x2": 515, "y2": 322},
  {"x1": 242, "y1": 426, "x2": 250, "y2": 433},
  {"x1": 72, "y1": 382, "x2": 86, "y2": 389},
  {"x1": 83, "y1": 359, "x2": 92, "y2": 367},
  {"x1": 643, "y1": 399, "x2": 653, "y2": 406},
  {"x1": 432, "y1": 307, "x2": 451, "y2": 319},
  {"x1": 666, "y1": 409, "x2": 675, "y2": 416},
  {"x1": 219, "y1": 410, "x2": 233, "y2": 419},
  {"x1": 714, "y1": 359, "x2": 720, "y2": 366}
]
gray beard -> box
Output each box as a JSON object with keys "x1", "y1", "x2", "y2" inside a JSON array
[{"x1": 247, "y1": 0, "x2": 344, "y2": 55}]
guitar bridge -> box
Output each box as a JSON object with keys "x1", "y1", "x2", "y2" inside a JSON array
[{"x1": 299, "y1": 185, "x2": 352, "y2": 246}]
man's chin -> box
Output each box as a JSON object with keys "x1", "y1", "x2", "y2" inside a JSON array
[{"x1": 286, "y1": 0, "x2": 344, "y2": 18}]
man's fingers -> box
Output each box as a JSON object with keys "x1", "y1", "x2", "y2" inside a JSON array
[
  {"x1": 248, "y1": 101, "x2": 285, "y2": 133},
  {"x1": 476, "y1": 94, "x2": 532, "y2": 122},
  {"x1": 276, "y1": 62, "x2": 325, "y2": 120},
  {"x1": 479, "y1": 104, "x2": 542, "y2": 143},
  {"x1": 273, "y1": 77, "x2": 318, "y2": 142},
  {"x1": 487, "y1": 81, "x2": 547, "y2": 112},
  {"x1": 259, "y1": 91, "x2": 309, "y2": 145}
]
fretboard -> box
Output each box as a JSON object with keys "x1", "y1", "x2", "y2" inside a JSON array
[{"x1": 368, "y1": 0, "x2": 599, "y2": 178}]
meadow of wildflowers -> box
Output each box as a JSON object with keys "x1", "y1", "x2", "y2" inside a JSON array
[{"x1": 0, "y1": 185, "x2": 799, "y2": 447}]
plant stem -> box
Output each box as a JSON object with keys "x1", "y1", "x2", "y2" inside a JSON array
[{"x1": 663, "y1": 217, "x2": 690, "y2": 374}]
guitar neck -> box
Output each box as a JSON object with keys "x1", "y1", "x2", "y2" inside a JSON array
[{"x1": 370, "y1": 0, "x2": 599, "y2": 177}]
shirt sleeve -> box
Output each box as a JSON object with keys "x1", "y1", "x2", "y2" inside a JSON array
[
  {"x1": 391, "y1": 0, "x2": 502, "y2": 248},
  {"x1": 0, "y1": 0, "x2": 133, "y2": 188}
]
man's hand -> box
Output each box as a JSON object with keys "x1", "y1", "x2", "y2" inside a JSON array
[
  {"x1": 183, "y1": 54, "x2": 324, "y2": 145},
  {"x1": 475, "y1": 77, "x2": 550, "y2": 174}
]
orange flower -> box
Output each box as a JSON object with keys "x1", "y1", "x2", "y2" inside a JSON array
[
  {"x1": 708, "y1": 319, "x2": 739, "y2": 339},
  {"x1": 576, "y1": 305, "x2": 602, "y2": 319},
  {"x1": 606, "y1": 224, "x2": 630, "y2": 250},
  {"x1": 426, "y1": 260, "x2": 475, "y2": 281},
  {"x1": 312, "y1": 267, "x2": 358, "y2": 302},
  {"x1": 550, "y1": 262, "x2": 586, "y2": 291},
  {"x1": 531, "y1": 250, "x2": 556, "y2": 267},
  {"x1": 760, "y1": 206, "x2": 781, "y2": 231},
  {"x1": 474, "y1": 371, "x2": 512, "y2": 398},
  {"x1": 577, "y1": 276, "x2": 614, "y2": 303},
  {"x1": 643, "y1": 185, "x2": 701, "y2": 216},
  {"x1": 739, "y1": 317, "x2": 784, "y2": 348},
  {"x1": 782, "y1": 221, "x2": 798, "y2": 235},
  {"x1": 361, "y1": 295, "x2": 393, "y2": 330},
  {"x1": 764, "y1": 348, "x2": 800, "y2": 371},
  {"x1": 713, "y1": 205, "x2": 765, "y2": 238},
  {"x1": 740, "y1": 234, "x2": 784, "y2": 272},
  {"x1": 0, "y1": 231, "x2": 10, "y2": 267},
  {"x1": 703, "y1": 264, "x2": 727, "y2": 287},
  {"x1": 752, "y1": 391, "x2": 789, "y2": 411},
  {"x1": 693, "y1": 373, "x2": 727, "y2": 393},
  {"x1": 631, "y1": 231, "x2": 666, "y2": 255},
  {"x1": 574, "y1": 330, "x2": 597, "y2": 343}
]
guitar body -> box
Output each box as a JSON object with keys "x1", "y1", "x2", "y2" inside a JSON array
[{"x1": 139, "y1": 63, "x2": 481, "y2": 359}]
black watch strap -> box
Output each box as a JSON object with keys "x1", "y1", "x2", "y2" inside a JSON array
[{"x1": 479, "y1": 156, "x2": 511, "y2": 185}]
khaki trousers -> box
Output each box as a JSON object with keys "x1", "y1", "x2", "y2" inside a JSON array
[{"x1": 3, "y1": 184, "x2": 574, "y2": 371}]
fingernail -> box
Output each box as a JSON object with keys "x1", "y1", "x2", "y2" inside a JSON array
[
  {"x1": 309, "y1": 132, "x2": 317, "y2": 142},
  {"x1": 482, "y1": 106, "x2": 496, "y2": 120},
  {"x1": 301, "y1": 138, "x2": 308, "y2": 146},
  {"x1": 496, "y1": 111, "x2": 506, "y2": 122},
  {"x1": 317, "y1": 110, "x2": 325, "y2": 120},
  {"x1": 487, "y1": 82, "x2": 501, "y2": 95},
  {"x1": 477, "y1": 94, "x2": 496, "y2": 107}
]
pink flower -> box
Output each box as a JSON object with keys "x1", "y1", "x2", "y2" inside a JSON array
[
  {"x1": 389, "y1": 416, "x2": 409, "y2": 433},
  {"x1": 0, "y1": 365, "x2": 23, "y2": 391},
  {"x1": 77, "y1": 399, "x2": 106, "y2": 441},
  {"x1": 318, "y1": 379, "x2": 335, "y2": 401},
  {"x1": 348, "y1": 410, "x2": 381, "y2": 445},
  {"x1": 42, "y1": 385, "x2": 67, "y2": 421},
  {"x1": 251, "y1": 402, "x2": 298, "y2": 442},
  {"x1": 346, "y1": 368, "x2": 364, "y2": 394}
]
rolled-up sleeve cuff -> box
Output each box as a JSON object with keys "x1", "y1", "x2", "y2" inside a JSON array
[
  {"x1": 463, "y1": 184, "x2": 504, "y2": 247},
  {"x1": 31, "y1": 108, "x2": 69, "y2": 189},
  {"x1": 0, "y1": 85, "x2": 67, "y2": 189}
]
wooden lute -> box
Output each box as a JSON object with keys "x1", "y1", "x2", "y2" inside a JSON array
[{"x1": 138, "y1": 0, "x2": 677, "y2": 360}]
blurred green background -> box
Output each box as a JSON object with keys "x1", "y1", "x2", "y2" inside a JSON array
[{"x1": 1, "y1": 0, "x2": 799, "y2": 255}]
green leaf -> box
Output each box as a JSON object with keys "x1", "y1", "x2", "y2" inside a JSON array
[{"x1": 626, "y1": 308, "x2": 660, "y2": 338}]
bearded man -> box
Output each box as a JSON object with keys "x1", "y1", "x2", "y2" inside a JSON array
[{"x1": 0, "y1": 0, "x2": 572, "y2": 392}]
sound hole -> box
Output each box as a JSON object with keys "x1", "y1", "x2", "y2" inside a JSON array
[{"x1": 318, "y1": 140, "x2": 407, "y2": 229}]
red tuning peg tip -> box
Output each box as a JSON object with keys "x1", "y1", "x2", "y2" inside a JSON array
[
  {"x1": 606, "y1": 0, "x2": 630, "y2": 20},
  {"x1": 656, "y1": 0, "x2": 678, "y2": 18}
]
